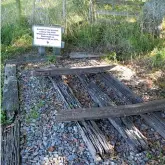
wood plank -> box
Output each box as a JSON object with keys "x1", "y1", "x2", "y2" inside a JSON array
[
  {"x1": 96, "y1": 10, "x2": 139, "y2": 17},
  {"x1": 6, "y1": 56, "x2": 48, "y2": 65},
  {"x1": 101, "y1": 73, "x2": 165, "y2": 139},
  {"x1": 33, "y1": 65, "x2": 115, "y2": 76},
  {"x1": 49, "y1": 76, "x2": 113, "y2": 161},
  {"x1": 141, "y1": 114, "x2": 165, "y2": 139},
  {"x1": 55, "y1": 99, "x2": 165, "y2": 122},
  {"x1": 69, "y1": 52, "x2": 106, "y2": 59},
  {"x1": 4, "y1": 64, "x2": 16, "y2": 77},
  {"x1": 78, "y1": 75, "x2": 148, "y2": 152},
  {"x1": 1, "y1": 119, "x2": 20, "y2": 165},
  {"x1": 101, "y1": 73, "x2": 142, "y2": 103},
  {"x1": 2, "y1": 64, "x2": 19, "y2": 120},
  {"x1": 96, "y1": 0, "x2": 144, "y2": 6}
]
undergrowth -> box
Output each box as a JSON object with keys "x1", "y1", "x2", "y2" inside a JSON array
[
  {"x1": 66, "y1": 22, "x2": 160, "y2": 57},
  {"x1": 150, "y1": 48, "x2": 165, "y2": 68},
  {"x1": 1, "y1": 18, "x2": 33, "y2": 63},
  {"x1": 1, "y1": 0, "x2": 164, "y2": 66}
]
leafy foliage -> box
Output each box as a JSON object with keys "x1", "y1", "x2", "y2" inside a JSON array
[
  {"x1": 0, "y1": 111, "x2": 6, "y2": 124},
  {"x1": 1, "y1": 19, "x2": 32, "y2": 62},
  {"x1": 150, "y1": 48, "x2": 165, "y2": 68}
]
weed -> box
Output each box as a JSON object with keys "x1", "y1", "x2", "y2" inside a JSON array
[
  {"x1": 25, "y1": 103, "x2": 44, "y2": 123},
  {"x1": 48, "y1": 55, "x2": 56, "y2": 63},
  {"x1": 37, "y1": 101, "x2": 45, "y2": 109},
  {"x1": 26, "y1": 108, "x2": 39, "y2": 123},
  {"x1": 150, "y1": 48, "x2": 165, "y2": 68},
  {"x1": 146, "y1": 152, "x2": 152, "y2": 159},
  {"x1": 158, "y1": 152, "x2": 165, "y2": 165},
  {"x1": 0, "y1": 111, "x2": 6, "y2": 124},
  {"x1": 25, "y1": 101, "x2": 45, "y2": 123},
  {"x1": 1, "y1": 17, "x2": 32, "y2": 63},
  {"x1": 102, "y1": 52, "x2": 117, "y2": 63},
  {"x1": 0, "y1": 110, "x2": 13, "y2": 125},
  {"x1": 69, "y1": 104, "x2": 73, "y2": 108}
]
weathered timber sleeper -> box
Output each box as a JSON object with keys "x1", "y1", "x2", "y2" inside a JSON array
[
  {"x1": 100, "y1": 73, "x2": 165, "y2": 139},
  {"x1": 2, "y1": 64, "x2": 20, "y2": 165},
  {"x1": 49, "y1": 76, "x2": 113, "y2": 161},
  {"x1": 3, "y1": 64, "x2": 19, "y2": 120},
  {"x1": 78, "y1": 74, "x2": 148, "y2": 152},
  {"x1": 33, "y1": 65, "x2": 115, "y2": 76},
  {"x1": 69, "y1": 52, "x2": 106, "y2": 59},
  {"x1": 55, "y1": 99, "x2": 165, "y2": 122},
  {"x1": 1, "y1": 119, "x2": 20, "y2": 165}
]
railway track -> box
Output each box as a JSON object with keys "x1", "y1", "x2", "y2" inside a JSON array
[
  {"x1": 3, "y1": 59, "x2": 165, "y2": 164},
  {"x1": 37, "y1": 67, "x2": 165, "y2": 161}
]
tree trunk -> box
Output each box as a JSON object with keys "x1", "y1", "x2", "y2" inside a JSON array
[
  {"x1": 16, "y1": 0, "x2": 22, "y2": 24},
  {"x1": 141, "y1": 0, "x2": 165, "y2": 36}
]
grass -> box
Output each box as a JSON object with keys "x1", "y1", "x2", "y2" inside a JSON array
[
  {"x1": 1, "y1": 19, "x2": 33, "y2": 63},
  {"x1": 47, "y1": 55, "x2": 57, "y2": 63},
  {"x1": 150, "y1": 48, "x2": 165, "y2": 68},
  {"x1": 25, "y1": 101, "x2": 45, "y2": 123},
  {"x1": 66, "y1": 21, "x2": 161, "y2": 60},
  {"x1": 26, "y1": 109, "x2": 39, "y2": 123},
  {"x1": 0, "y1": 110, "x2": 13, "y2": 125}
]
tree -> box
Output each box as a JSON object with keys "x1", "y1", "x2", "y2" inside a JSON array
[
  {"x1": 142, "y1": 0, "x2": 165, "y2": 36},
  {"x1": 16, "y1": 0, "x2": 22, "y2": 24}
]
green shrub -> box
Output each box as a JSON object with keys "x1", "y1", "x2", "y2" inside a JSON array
[
  {"x1": 1, "y1": 19, "x2": 31, "y2": 46},
  {"x1": 66, "y1": 23, "x2": 103, "y2": 50},
  {"x1": 1, "y1": 19, "x2": 32, "y2": 62},
  {"x1": 150, "y1": 48, "x2": 165, "y2": 68}
]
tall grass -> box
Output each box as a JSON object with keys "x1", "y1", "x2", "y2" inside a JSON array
[{"x1": 1, "y1": 19, "x2": 33, "y2": 62}]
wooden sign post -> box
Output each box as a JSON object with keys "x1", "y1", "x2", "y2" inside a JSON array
[{"x1": 33, "y1": 25, "x2": 64, "y2": 56}]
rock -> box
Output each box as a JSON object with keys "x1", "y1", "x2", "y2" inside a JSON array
[
  {"x1": 68, "y1": 154, "x2": 77, "y2": 161},
  {"x1": 73, "y1": 126, "x2": 78, "y2": 132},
  {"x1": 43, "y1": 137, "x2": 47, "y2": 141},
  {"x1": 128, "y1": 156, "x2": 133, "y2": 161},
  {"x1": 144, "y1": 157, "x2": 149, "y2": 162},
  {"x1": 141, "y1": 124, "x2": 148, "y2": 130},
  {"x1": 61, "y1": 123, "x2": 64, "y2": 129},
  {"x1": 33, "y1": 151, "x2": 38, "y2": 156},
  {"x1": 54, "y1": 153, "x2": 58, "y2": 158},
  {"x1": 90, "y1": 163, "x2": 95, "y2": 165},
  {"x1": 110, "y1": 162, "x2": 117, "y2": 165},
  {"x1": 43, "y1": 141, "x2": 47, "y2": 147},
  {"x1": 48, "y1": 146, "x2": 56, "y2": 152}
]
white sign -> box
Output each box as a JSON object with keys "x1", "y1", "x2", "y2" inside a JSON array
[{"x1": 33, "y1": 26, "x2": 62, "y2": 47}]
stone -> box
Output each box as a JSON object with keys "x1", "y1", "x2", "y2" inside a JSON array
[
  {"x1": 43, "y1": 141, "x2": 47, "y2": 147},
  {"x1": 33, "y1": 151, "x2": 38, "y2": 156},
  {"x1": 141, "y1": 124, "x2": 148, "y2": 130},
  {"x1": 128, "y1": 156, "x2": 132, "y2": 161},
  {"x1": 68, "y1": 154, "x2": 77, "y2": 161},
  {"x1": 48, "y1": 146, "x2": 56, "y2": 152},
  {"x1": 90, "y1": 163, "x2": 95, "y2": 165}
]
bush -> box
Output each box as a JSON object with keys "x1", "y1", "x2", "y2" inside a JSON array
[
  {"x1": 1, "y1": 19, "x2": 32, "y2": 62},
  {"x1": 150, "y1": 48, "x2": 165, "y2": 68}
]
